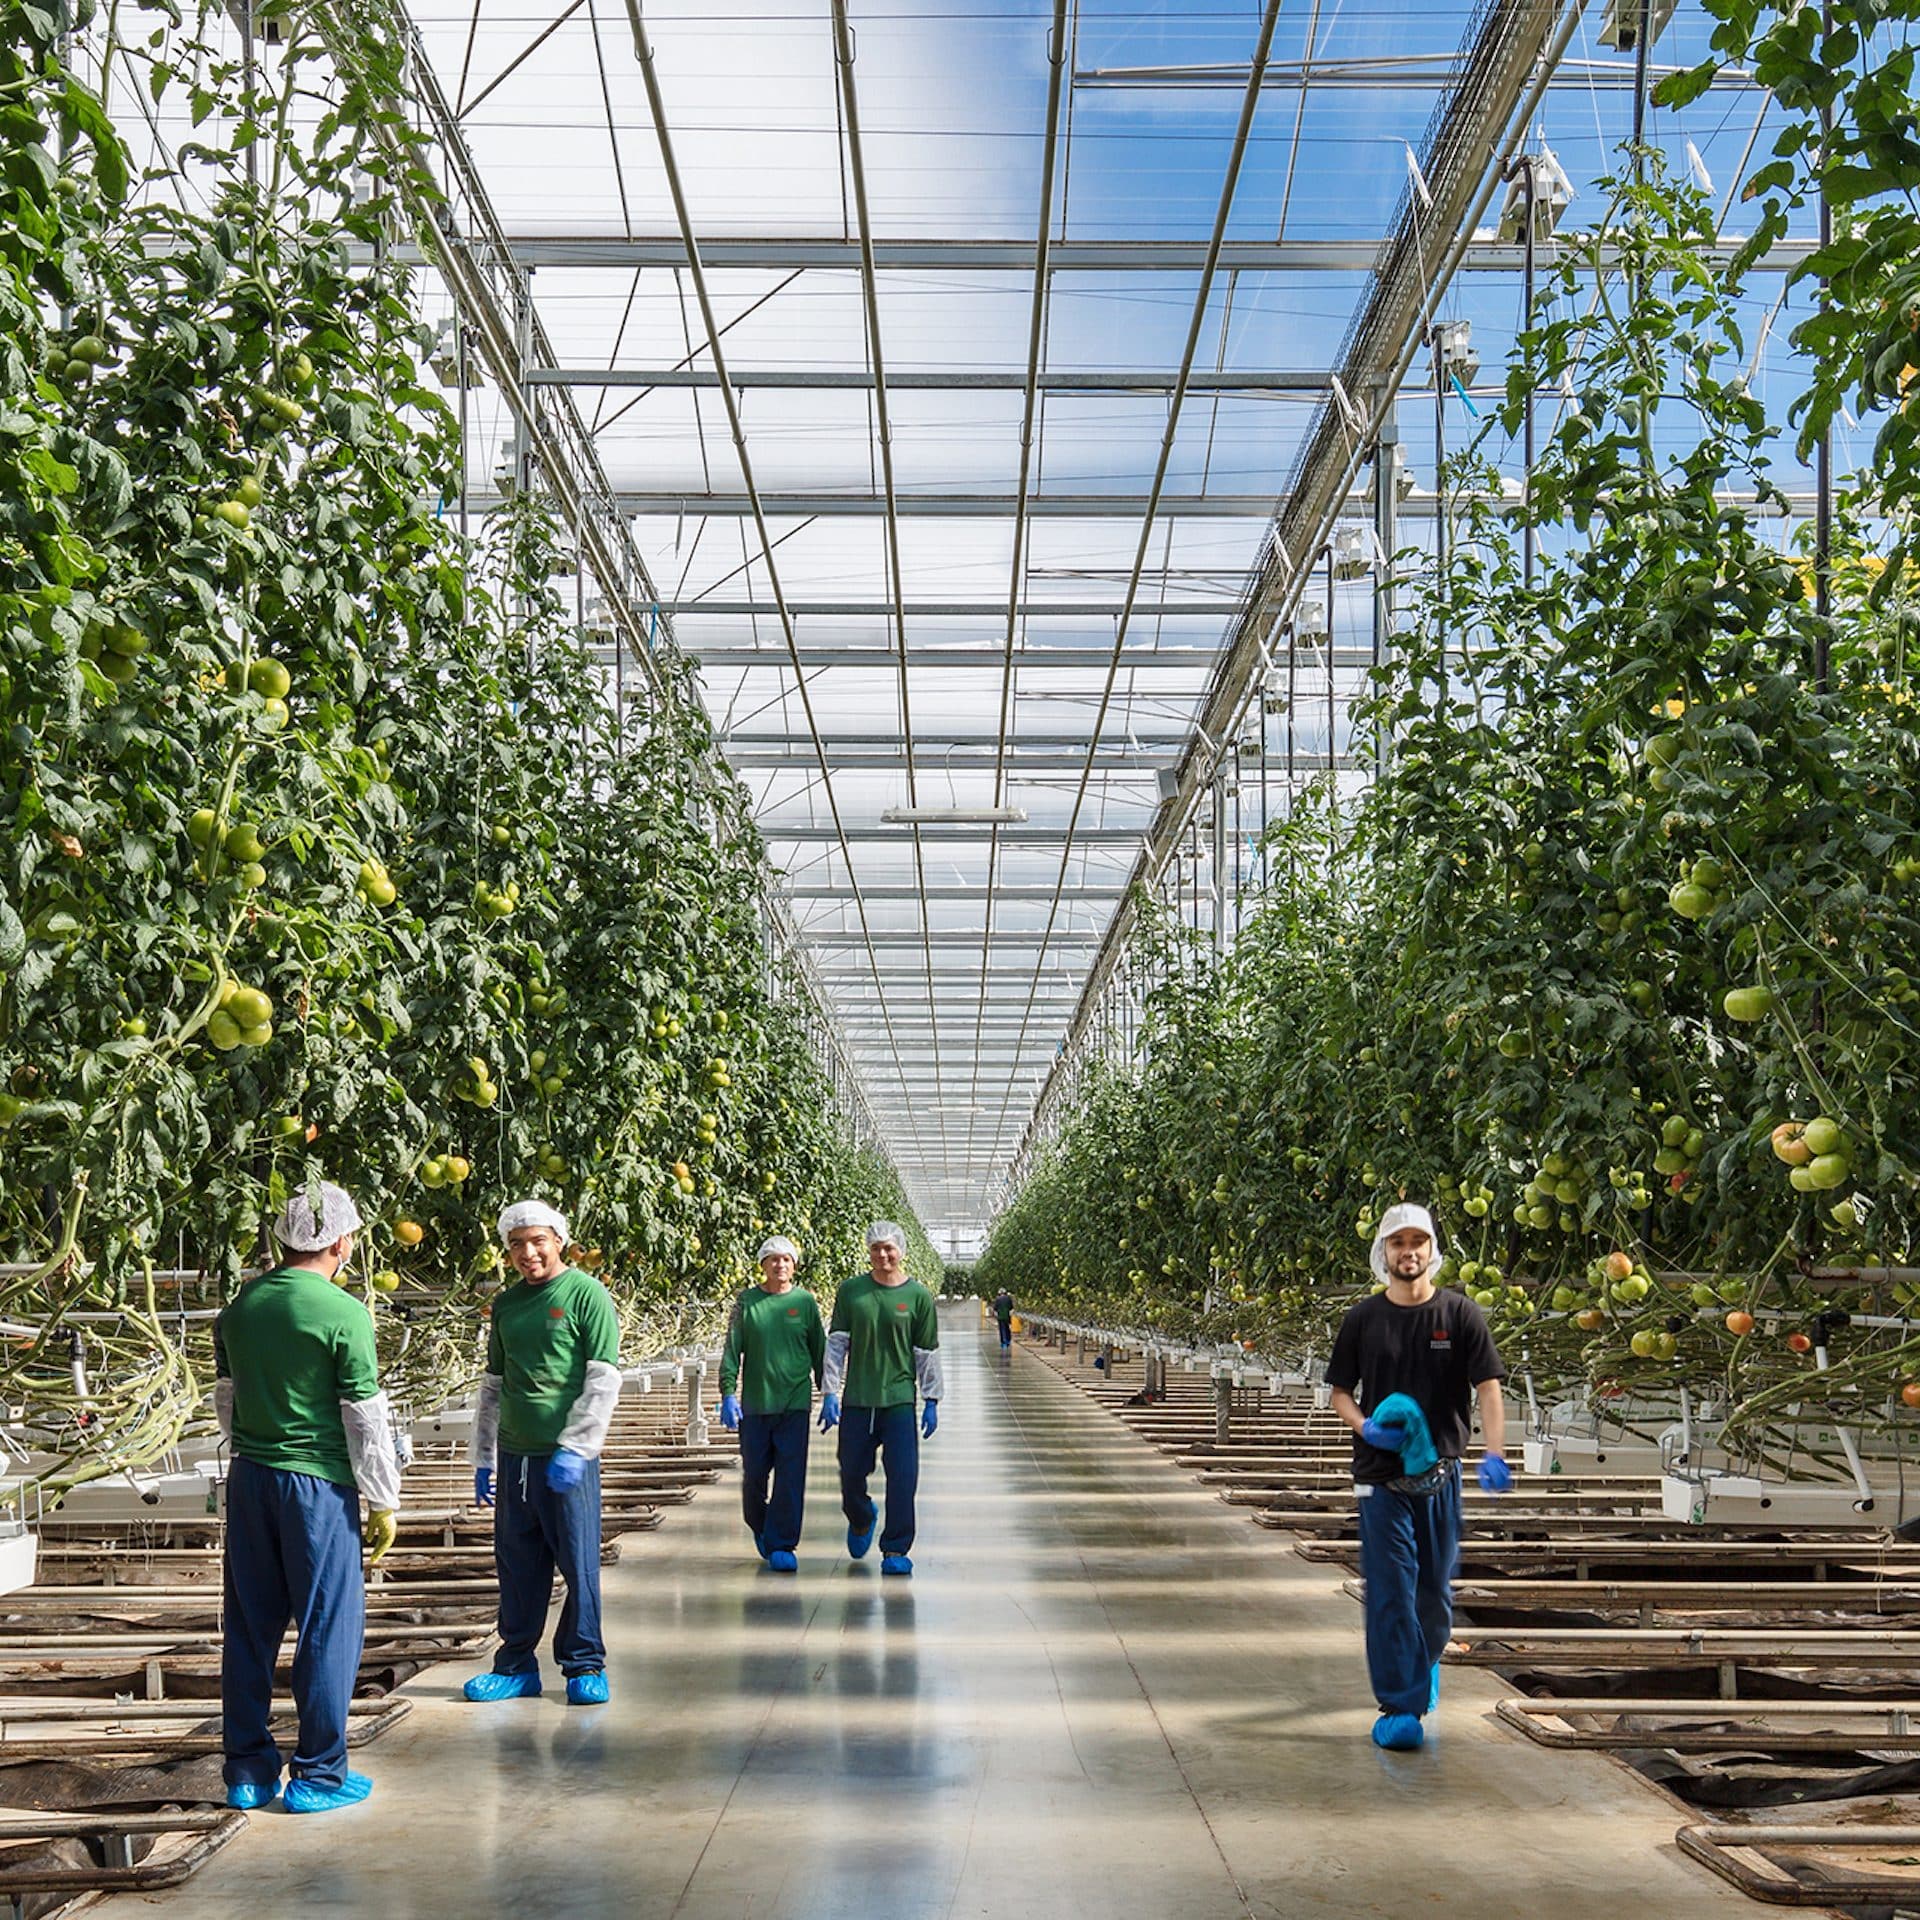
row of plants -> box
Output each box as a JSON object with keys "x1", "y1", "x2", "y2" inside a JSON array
[
  {"x1": 980, "y1": 1, "x2": 1920, "y2": 1451},
  {"x1": 0, "y1": 1, "x2": 937, "y2": 1486}
]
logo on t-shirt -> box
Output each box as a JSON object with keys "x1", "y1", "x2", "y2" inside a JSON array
[
  {"x1": 1430, "y1": 1328, "x2": 1452, "y2": 1348},
  {"x1": 786, "y1": 1306, "x2": 800, "y2": 1318},
  {"x1": 894, "y1": 1302, "x2": 910, "y2": 1314},
  {"x1": 549, "y1": 1307, "x2": 566, "y2": 1320}
]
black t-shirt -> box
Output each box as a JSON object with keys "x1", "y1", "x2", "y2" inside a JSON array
[
  {"x1": 1324, "y1": 1287, "x2": 1506, "y2": 1483},
  {"x1": 992, "y1": 1292, "x2": 1013, "y2": 1323}
]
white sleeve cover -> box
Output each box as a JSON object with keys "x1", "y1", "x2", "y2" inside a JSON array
[
  {"x1": 914, "y1": 1346, "x2": 946, "y2": 1403},
  {"x1": 823, "y1": 1331, "x2": 850, "y2": 1398},
  {"x1": 471, "y1": 1372, "x2": 503, "y2": 1469},
  {"x1": 339, "y1": 1392, "x2": 403, "y2": 1513},
  {"x1": 556, "y1": 1360, "x2": 623, "y2": 1460},
  {"x1": 214, "y1": 1377, "x2": 234, "y2": 1440}
]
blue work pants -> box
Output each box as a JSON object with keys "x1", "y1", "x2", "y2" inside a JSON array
[
  {"x1": 492, "y1": 1449, "x2": 605, "y2": 1678},
  {"x1": 997, "y1": 1320, "x2": 1012, "y2": 1349},
  {"x1": 1354, "y1": 1462, "x2": 1462, "y2": 1716},
  {"x1": 222, "y1": 1456, "x2": 365, "y2": 1791},
  {"x1": 838, "y1": 1403, "x2": 920, "y2": 1556},
  {"x1": 740, "y1": 1408, "x2": 810, "y2": 1554}
]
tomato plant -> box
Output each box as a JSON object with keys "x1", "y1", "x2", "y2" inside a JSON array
[
  {"x1": 981, "y1": 157, "x2": 1920, "y2": 1450},
  {"x1": 0, "y1": 2, "x2": 937, "y2": 1487}
]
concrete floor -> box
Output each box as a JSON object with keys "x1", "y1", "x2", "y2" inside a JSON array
[{"x1": 96, "y1": 1309, "x2": 1763, "y2": 1919}]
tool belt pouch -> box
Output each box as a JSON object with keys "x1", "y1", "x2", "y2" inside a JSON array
[{"x1": 1386, "y1": 1461, "x2": 1450, "y2": 1497}]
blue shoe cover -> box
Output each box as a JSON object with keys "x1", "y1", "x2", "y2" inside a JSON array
[
  {"x1": 767, "y1": 1549, "x2": 797, "y2": 1572},
  {"x1": 847, "y1": 1509, "x2": 876, "y2": 1560},
  {"x1": 566, "y1": 1671, "x2": 610, "y2": 1706},
  {"x1": 881, "y1": 1553, "x2": 913, "y2": 1577},
  {"x1": 1371, "y1": 1713, "x2": 1425, "y2": 1752},
  {"x1": 284, "y1": 1771, "x2": 372, "y2": 1814},
  {"x1": 226, "y1": 1780, "x2": 278, "y2": 1810},
  {"x1": 464, "y1": 1670, "x2": 542, "y2": 1702},
  {"x1": 1429, "y1": 1664, "x2": 1441, "y2": 1712}
]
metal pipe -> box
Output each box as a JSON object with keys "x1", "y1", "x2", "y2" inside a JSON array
[
  {"x1": 987, "y1": 0, "x2": 1286, "y2": 1153},
  {"x1": 972, "y1": 0, "x2": 1070, "y2": 1134},
  {"x1": 621, "y1": 0, "x2": 922, "y2": 1154},
  {"x1": 829, "y1": 0, "x2": 944, "y2": 1161}
]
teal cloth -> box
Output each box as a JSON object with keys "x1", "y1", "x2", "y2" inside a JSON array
[{"x1": 1370, "y1": 1393, "x2": 1439, "y2": 1475}]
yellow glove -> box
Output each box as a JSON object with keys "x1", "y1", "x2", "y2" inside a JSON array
[{"x1": 363, "y1": 1508, "x2": 398, "y2": 1567}]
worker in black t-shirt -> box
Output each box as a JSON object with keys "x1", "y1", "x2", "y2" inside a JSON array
[
  {"x1": 1324, "y1": 1201, "x2": 1509, "y2": 1754},
  {"x1": 991, "y1": 1290, "x2": 1014, "y2": 1351}
]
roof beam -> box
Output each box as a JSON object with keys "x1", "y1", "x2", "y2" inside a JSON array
[
  {"x1": 767, "y1": 823, "x2": 1146, "y2": 843},
  {"x1": 533, "y1": 367, "x2": 1331, "y2": 393},
  {"x1": 1074, "y1": 54, "x2": 1759, "y2": 91},
  {"x1": 804, "y1": 931, "x2": 1102, "y2": 949},
  {"x1": 785, "y1": 883, "x2": 1128, "y2": 899},
  {"x1": 589, "y1": 491, "x2": 1289, "y2": 518},
  {"x1": 695, "y1": 644, "x2": 1369, "y2": 671},
  {"x1": 391, "y1": 236, "x2": 1815, "y2": 273},
  {"x1": 549, "y1": 489, "x2": 1821, "y2": 520},
  {"x1": 656, "y1": 600, "x2": 1248, "y2": 617}
]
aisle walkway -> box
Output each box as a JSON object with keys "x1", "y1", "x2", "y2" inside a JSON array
[{"x1": 100, "y1": 1310, "x2": 1758, "y2": 1919}]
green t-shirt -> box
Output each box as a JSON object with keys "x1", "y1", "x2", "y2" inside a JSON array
[
  {"x1": 721, "y1": 1284, "x2": 826, "y2": 1413},
  {"x1": 487, "y1": 1266, "x2": 621, "y2": 1455},
  {"x1": 831, "y1": 1272, "x2": 939, "y2": 1409},
  {"x1": 215, "y1": 1266, "x2": 381, "y2": 1488}
]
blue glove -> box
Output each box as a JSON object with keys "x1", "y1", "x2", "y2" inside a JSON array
[
  {"x1": 1359, "y1": 1417, "x2": 1404, "y2": 1451},
  {"x1": 474, "y1": 1466, "x2": 494, "y2": 1507},
  {"x1": 818, "y1": 1392, "x2": 840, "y2": 1432},
  {"x1": 921, "y1": 1400, "x2": 939, "y2": 1439},
  {"x1": 1476, "y1": 1453, "x2": 1513, "y2": 1494},
  {"x1": 719, "y1": 1393, "x2": 741, "y2": 1432},
  {"x1": 546, "y1": 1447, "x2": 588, "y2": 1493}
]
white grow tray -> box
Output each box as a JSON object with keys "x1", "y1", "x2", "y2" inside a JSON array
[
  {"x1": 0, "y1": 1525, "x2": 36, "y2": 1595},
  {"x1": 45, "y1": 1460, "x2": 224, "y2": 1525},
  {"x1": 1661, "y1": 1468, "x2": 1895, "y2": 1528},
  {"x1": 408, "y1": 1406, "x2": 474, "y2": 1447}
]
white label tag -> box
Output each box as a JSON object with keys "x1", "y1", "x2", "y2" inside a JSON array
[{"x1": 1354, "y1": 1483, "x2": 1375, "y2": 1499}]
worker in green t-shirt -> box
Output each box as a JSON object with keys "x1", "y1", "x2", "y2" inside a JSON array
[
  {"x1": 463, "y1": 1199, "x2": 622, "y2": 1708},
  {"x1": 215, "y1": 1182, "x2": 402, "y2": 1816},
  {"x1": 820, "y1": 1221, "x2": 943, "y2": 1577},
  {"x1": 718, "y1": 1235, "x2": 826, "y2": 1572}
]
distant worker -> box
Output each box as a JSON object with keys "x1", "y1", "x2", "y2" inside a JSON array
[
  {"x1": 216, "y1": 1183, "x2": 402, "y2": 1814},
  {"x1": 465, "y1": 1201, "x2": 622, "y2": 1706},
  {"x1": 1325, "y1": 1201, "x2": 1509, "y2": 1753},
  {"x1": 819, "y1": 1222, "x2": 942, "y2": 1577},
  {"x1": 991, "y1": 1288, "x2": 1014, "y2": 1351},
  {"x1": 718, "y1": 1235, "x2": 826, "y2": 1572}
]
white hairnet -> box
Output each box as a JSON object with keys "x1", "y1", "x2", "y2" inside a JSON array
[
  {"x1": 497, "y1": 1199, "x2": 570, "y2": 1246},
  {"x1": 1370, "y1": 1202, "x2": 1441, "y2": 1285},
  {"x1": 758, "y1": 1236, "x2": 800, "y2": 1263},
  {"x1": 865, "y1": 1220, "x2": 907, "y2": 1254},
  {"x1": 273, "y1": 1183, "x2": 363, "y2": 1252}
]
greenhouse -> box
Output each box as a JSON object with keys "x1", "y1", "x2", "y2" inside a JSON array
[{"x1": 3, "y1": 0, "x2": 1919, "y2": 1909}]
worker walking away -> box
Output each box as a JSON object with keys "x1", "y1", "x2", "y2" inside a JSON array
[
  {"x1": 465, "y1": 1200, "x2": 622, "y2": 1706},
  {"x1": 991, "y1": 1288, "x2": 1014, "y2": 1351},
  {"x1": 820, "y1": 1222, "x2": 942, "y2": 1578},
  {"x1": 1325, "y1": 1201, "x2": 1509, "y2": 1753},
  {"x1": 216, "y1": 1183, "x2": 402, "y2": 1814},
  {"x1": 718, "y1": 1236, "x2": 826, "y2": 1572}
]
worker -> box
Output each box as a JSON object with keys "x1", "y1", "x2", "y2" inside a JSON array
[
  {"x1": 819, "y1": 1221, "x2": 942, "y2": 1577},
  {"x1": 1325, "y1": 1200, "x2": 1509, "y2": 1753},
  {"x1": 991, "y1": 1287, "x2": 1014, "y2": 1351},
  {"x1": 216, "y1": 1182, "x2": 402, "y2": 1814},
  {"x1": 718, "y1": 1235, "x2": 827, "y2": 1572},
  {"x1": 464, "y1": 1200, "x2": 622, "y2": 1706}
]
